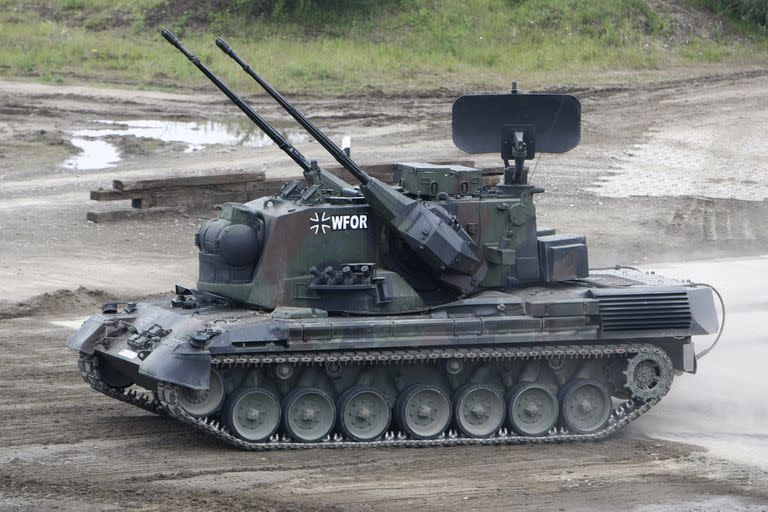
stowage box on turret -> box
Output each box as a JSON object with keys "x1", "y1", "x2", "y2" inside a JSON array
[{"x1": 66, "y1": 31, "x2": 722, "y2": 449}]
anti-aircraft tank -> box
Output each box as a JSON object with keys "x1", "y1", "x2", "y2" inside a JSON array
[{"x1": 66, "y1": 30, "x2": 723, "y2": 449}]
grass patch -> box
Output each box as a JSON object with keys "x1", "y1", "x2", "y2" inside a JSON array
[{"x1": 0, "y1": 0, "x2": 766, "y2": 94}]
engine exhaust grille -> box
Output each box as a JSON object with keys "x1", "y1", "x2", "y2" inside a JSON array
[{"x1": 589, "y1": 290, "x2": 692, "y2": 332}]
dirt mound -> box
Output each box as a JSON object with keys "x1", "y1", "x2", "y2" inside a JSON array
[
  {"x1": 649, "y1": 0, "x2": 746, "y2": 44},
  {"x1": 18, "y1": 129, "x2": 78, "y2": 151},
  {"x1": 0, "y1": 286, "x2": 115, "y2": 319}
]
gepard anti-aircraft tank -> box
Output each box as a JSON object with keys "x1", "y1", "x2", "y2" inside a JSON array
[{"x1": 66, "y1": 30, "x2": 722, "y2": 449}]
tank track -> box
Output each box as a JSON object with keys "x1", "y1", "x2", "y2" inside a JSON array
[
  {"x1": 80, "y1": 343, "x2": 671, "y2": 450},
  {"x1": 77, "y1": 354, "x2": 166, "y2": 416}
]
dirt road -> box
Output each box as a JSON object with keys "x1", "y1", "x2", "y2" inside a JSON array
[{"x1": 1, "y1": 69, "x2": 767, "y2": 510}]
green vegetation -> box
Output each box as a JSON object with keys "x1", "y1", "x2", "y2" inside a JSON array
[
  {"x1": 0, "y1": 0, "x2": 766, "y2": 93},
  {"x1": 695, "y1": 0, "x2": 767, "y2": 27}
]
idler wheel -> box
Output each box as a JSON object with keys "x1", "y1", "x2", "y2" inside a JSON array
[
  {"x1": 558, "y1": 379, "x2": 612, "y2": 434},
  {"x1": 177, "y1": 369, "x2": 225, "y2": 418},
  {"x1": 282, "y1": 387, "x2": 336, "y2": 443},
  {"x1": 624, "y1": 350, "x2": 673, "y2": 401},
  {"x1": 396, "y1": 384, "x2": 451, "y2": 440},
  {"x1": 337, "y1": 386, "x2": 391, "y2": 442},
  {"x1": 453, "y1": 384, "x2": 505, "y2": 438},
  {"x1": 96, "y1": 356, "x2": 133, "y2": 390},
  {"x1": 224, "y1": 387, "x2": 281, "y2": 442},
  {"x1": 506, "y1": 383, "x2": 559, "y2": 437}
]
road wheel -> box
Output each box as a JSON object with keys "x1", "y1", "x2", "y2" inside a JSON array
[
  {"x1": 282, "y1": 387, "x2": 336, "y2": 443},
  {"x1": 224, "y1": 387, "x2": 281, "y2": 442},
  {"x1": 506, "y1": 383, "x2": 558, "y2": 436},
  {"x1": 396, "y1": 384, "x2": 451, "y2": 440},
  {"x1": 559, "y1": 379, "x2": 611, "y2": 434},
  {"x1": 453, "y1": 384, "x2": 505, "y2": 438},
  {"x1": 177, "y1": 369, "x2": 225, "y2": 418},
  {"x1": 337, "y1": 386, "x2": 391, "y2": 442}
]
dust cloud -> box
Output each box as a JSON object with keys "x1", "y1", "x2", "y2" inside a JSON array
[{"x1": 632, "y1": 256, "x2": 768, "y2": 470}]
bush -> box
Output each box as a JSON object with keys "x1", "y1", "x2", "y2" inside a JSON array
[
  {"x1": 213, "y1": 0, "x2": 406, "y2": 25},
  {"x1": 697, "y1": 0, "x2": 767, "y2": 26}
]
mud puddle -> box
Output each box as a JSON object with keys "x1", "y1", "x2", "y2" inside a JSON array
[
  {"x1": 63, "y1": 118, "x2": 310, "y2": 170},
  {"x1": 635, "y1": 255, "x2": 768, "y2": 472},
  {"x1": 64, "y1": 138, "x2": 121, "y2": 170}
]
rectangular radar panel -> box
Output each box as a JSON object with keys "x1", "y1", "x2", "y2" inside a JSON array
[{"x1": 452, "y1": 93, "x2": 581, "y2": 154}]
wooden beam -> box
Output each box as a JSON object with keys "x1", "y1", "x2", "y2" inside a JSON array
[
  {"x1": 87, "y1": 207, "x2": 180, "y2": 223},
  {"x1": 90, "y1": 161, "x2": 481, "y2": 220},
  {"x1": 112, "y1": 171, "x2": 265, "y2": 192},
  {"x1": 90, "y1": 189, "x2": 126, "y2": 201},
  {"x1": 247, "y1": 180, "x2": 288, "y2": 197}
]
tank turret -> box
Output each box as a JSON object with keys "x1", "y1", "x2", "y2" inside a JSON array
[
  {"x1": 161, "y1": 33, "x2": 592, "y2": 313},
  {"x1": 216, "y1": 38, "x2": 487, "y2": 295}
]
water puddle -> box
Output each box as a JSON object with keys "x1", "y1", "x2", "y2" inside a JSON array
[
  {"x1": 63, "y1": 118, "x2": 309, "y2": 170},
  {"x1": 64, "y1": 138, "x2": 120, "y2": 170}
]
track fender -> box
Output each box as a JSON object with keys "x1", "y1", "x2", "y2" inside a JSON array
[
  {"x1": 65, "y1": 315, "x2": 112, "y2": 355},
  {"x1": 139, "y1": 338, "x2": 212, "y2": 390}
]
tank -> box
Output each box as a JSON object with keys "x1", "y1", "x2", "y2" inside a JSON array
[{"x1": 66, "y1": 31, "x2": 723, "y2": 449}]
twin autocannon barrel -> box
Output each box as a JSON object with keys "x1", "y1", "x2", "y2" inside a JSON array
[
  {"x1": 161, "y1": 29, "x2": 314, "y2": 175},
  {"x1": 214, "y1": 37, "x2": 373, "y2": 187},
  {"x1": 161, "y1": 29, "x2": 487, "y2": 294}
]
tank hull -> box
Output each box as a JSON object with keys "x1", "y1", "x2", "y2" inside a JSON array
[{"x1": 67, "y1": 267, "x2": 718, "y2": 448}]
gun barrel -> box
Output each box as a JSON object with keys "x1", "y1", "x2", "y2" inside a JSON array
[
  {"x1": 216, "y1": 37, "x2": 371, "y2": 186},
  {"x1": 160, "y1": 29, "x2": 311, "y2": 173}
]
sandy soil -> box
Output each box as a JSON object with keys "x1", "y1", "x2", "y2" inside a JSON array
[{"x1": 1, "y1": 68, "x2": 767, "y2": 510}]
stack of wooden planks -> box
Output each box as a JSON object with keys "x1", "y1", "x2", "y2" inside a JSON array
[
  {"x1": 87, "y1": 161, "x2": 480, "y2": 223},
  {"x1": 87, "y1": 171, "x2": 275, "y2": 222}
]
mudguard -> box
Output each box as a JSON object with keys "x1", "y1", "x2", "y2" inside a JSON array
[{"x1": 139, "y1": 338, "x2": 212, "y2": 390}]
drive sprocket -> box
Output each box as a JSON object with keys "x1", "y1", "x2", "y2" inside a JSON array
[{"x1": 623, "y1": 349, "x2": 673, "y2": 401}]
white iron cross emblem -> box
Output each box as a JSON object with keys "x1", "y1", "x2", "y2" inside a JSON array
[{"x1": 309, "y1": 212, "x2": 331, "y2": 234}]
